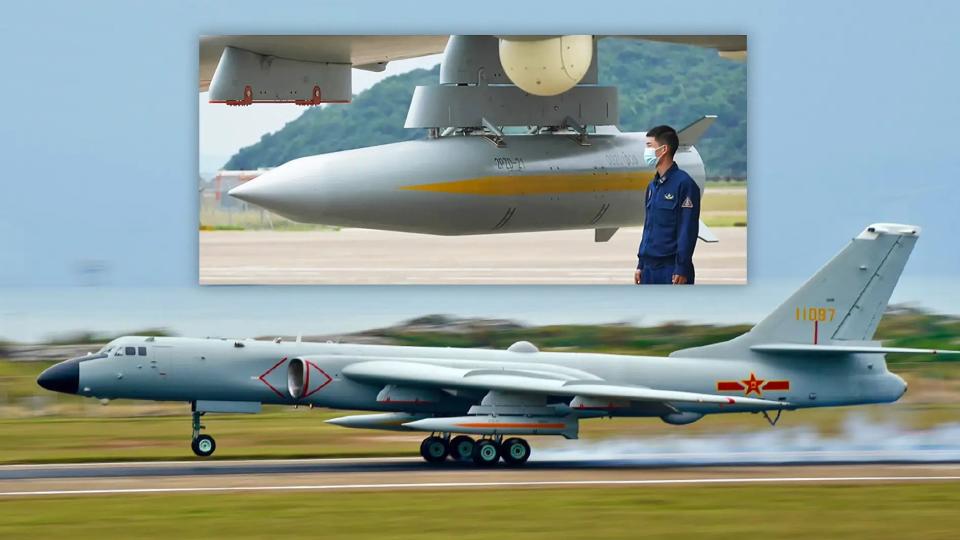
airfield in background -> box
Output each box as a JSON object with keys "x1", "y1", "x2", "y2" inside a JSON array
[{"x1": 199, "y1": 181, "x2": 746, "y2": 285}]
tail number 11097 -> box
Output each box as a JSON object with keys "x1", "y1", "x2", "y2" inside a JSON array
[{"x1": 795, "y1": 306, "x2": 836, "y2": 322}]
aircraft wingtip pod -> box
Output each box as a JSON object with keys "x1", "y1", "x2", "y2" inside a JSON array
[{"x1": 858, "y1": 223, "x2": 921, "y2": 239}]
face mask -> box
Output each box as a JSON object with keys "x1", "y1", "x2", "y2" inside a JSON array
[{"x1": 643, "y1": 145, "x2": 663, "y2": 167}]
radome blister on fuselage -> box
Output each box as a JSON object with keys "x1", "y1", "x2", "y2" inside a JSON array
[{"x1": 228, "y1": 130, "x2": 706, "y2": 235}]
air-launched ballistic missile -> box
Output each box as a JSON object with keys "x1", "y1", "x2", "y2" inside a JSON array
[{"x1": 229, "y1": 118, "x2": 716, "y2": 241}]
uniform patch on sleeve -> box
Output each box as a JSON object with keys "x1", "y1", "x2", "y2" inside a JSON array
[{"x1": 681, "y1": 196, "x2": 694, "y2": 209}]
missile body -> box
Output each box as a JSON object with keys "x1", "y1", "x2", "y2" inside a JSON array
[
  {"x1": 325, "y1": 412, "x2": 429, "y2": 431},
  {"x1": 229, "y1": 132, "x2": 706, "y2": 236},
  {"x1": 404, "y1": 414, "x2": 579, "y2": 439}
]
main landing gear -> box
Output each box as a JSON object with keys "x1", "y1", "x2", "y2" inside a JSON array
[
  {"x1": 418, "y1": 434, "x2": 531, "y2": 466},
  {"x1": 190, "y1": 409, "x2": 217, "y2": 457}
]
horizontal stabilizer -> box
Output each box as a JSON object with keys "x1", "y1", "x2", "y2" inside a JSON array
[
  {"x1": 698, "y1": 220, "x2": 718, "y2": 243},
  {"x1": 678, "y1": 115, "x2": 717, "y2": 146},
  {"x1": 751, "y1": 343, "x2": 960, "y2": 356}
]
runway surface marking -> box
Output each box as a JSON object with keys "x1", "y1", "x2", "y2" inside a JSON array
[{"x1": 2, "y1": 475, "x2": 958, "y2": 497}]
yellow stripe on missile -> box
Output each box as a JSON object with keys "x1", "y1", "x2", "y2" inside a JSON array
[{"x1": 400, "y1": 171, "x2": 656, "y2": 196}]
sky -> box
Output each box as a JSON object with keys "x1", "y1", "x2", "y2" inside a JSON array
[{"x1": 1, "y1": 0, "x2": 960, "y2": 341}]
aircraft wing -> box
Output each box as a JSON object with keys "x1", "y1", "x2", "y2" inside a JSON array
[
  {"x1": 630, "y1": 35, "x2": 746, "y2": 59},
  {"x1": 340, "y1": 360, "x2": 786, "y2": 408},
  {"x1": 200, "y1": 35, "x2": 745, "y2": 92},
  {"x1": 199, "y1": 35, "x2": 449, "y2": 91},
  {"x1": 751, "y1": 343, "x2": 960, "y2": 356}
]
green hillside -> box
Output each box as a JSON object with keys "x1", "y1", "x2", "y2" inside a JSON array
[{"x1": 224, "y1": 39, "x2": 747, "y2": 177}]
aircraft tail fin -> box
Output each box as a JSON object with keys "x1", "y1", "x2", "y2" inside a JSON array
[
  {"x1": 671, "y1": 223, "x2": 920, "y2": 358},
  {"x1": 678, "y1": 115, "x2": 717, "y2": 146}
]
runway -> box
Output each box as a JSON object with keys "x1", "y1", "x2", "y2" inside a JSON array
[
  {"x1": 1, "y1": 457, "x2": 957, "y2": 497},
  {"x1": 199, "y1": 226, "x2": 747, "y2": 285}
]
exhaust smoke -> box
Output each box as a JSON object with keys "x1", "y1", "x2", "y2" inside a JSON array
[{"x1": 535, "y1": 413, "x2": 960, "y2": 465}]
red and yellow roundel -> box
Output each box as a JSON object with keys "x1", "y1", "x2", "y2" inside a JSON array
[{"x1": 717, "y1": 372, "x2": 790, "y2": 397}]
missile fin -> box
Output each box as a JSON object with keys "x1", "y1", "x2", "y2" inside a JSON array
[
  {"x1": 595, "y1": 227, "x2": 618, "y2": 242},
  {"x1": 678, "y1": 115, "x2": 717, "y2": 146}
]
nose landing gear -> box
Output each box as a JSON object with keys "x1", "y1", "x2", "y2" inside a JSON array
[{"x1": 190, "y1": 409, "x2": 217, "y2": 457}]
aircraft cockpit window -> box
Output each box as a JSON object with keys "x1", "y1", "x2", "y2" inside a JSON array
[
  {"x1": 125, "y1": 346, "x2": 136, "y2": 356},
  {"x1": 137, "y1": 346, "x2": 147, "y2": 356}
]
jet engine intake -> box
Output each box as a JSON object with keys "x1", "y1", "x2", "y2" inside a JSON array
[
  {"x1": 286, "y1": 357, "x2": 333, "y2": 400},
  {"x1": 287, "y1": 358, "x2": 307, "y2": 399}
]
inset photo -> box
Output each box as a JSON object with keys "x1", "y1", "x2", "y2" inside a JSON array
[{"x1": 199, "y1": 35, "x2": 747, "y2": 285}]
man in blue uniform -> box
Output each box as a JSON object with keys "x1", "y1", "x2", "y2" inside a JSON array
[{"x1": 634, "y1": 125, "x2": 700, "y2": 285}]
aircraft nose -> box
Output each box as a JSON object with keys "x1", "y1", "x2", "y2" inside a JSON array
[
  {"x1": 37, "y1": 359, "x2": 80, "y2": 394},
  {"x1": 888, "y1": 373, "x2": 908, "y2": 400}
]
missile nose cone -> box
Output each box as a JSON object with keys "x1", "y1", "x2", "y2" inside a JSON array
[
  {"x1": 228, "y1": 178, "x2": 267, "y2": 205},
  {"x1": 227, "y1": 163, "x2": 314, "y2": 218},
  {"x1": 37, "y1": 359, "x2": 80, "y2": 394}
]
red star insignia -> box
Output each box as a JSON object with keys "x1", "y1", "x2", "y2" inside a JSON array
[{"x1": 741, "y1": 372, "x2": 765, "y2": 396}]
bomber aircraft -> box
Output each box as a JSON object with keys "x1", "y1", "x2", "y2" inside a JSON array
[
  {"x1": 204, "y1": 35, "x2": 745, "y2": 242},
  {"x1": 38, "y1": 223, "x2": 956, "y2": 465}
]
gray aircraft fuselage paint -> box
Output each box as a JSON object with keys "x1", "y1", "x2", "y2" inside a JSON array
[
  {"x1": 72, "y1": 336, "x2": 905, "y2": 418},
  {"x1": 42, "y1": 224, "x2": 922, "y2": 440},
  {"x1": 228, "y1": 132, "x2": 706, "y2": 235}
]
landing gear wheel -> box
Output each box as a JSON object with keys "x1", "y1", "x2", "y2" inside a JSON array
[
  {"x1": 449, "y1": 435, "x2": 475, "y2": 462},
  {"x1": 191, "y1": 434, "x2": 216, "y2": 457},
  {"x1": 419, "y1": 436, "x2": 448, "y2": 463},
  {"x1": 500, "y1": 438, "x2": 531, "y2": 465},
  {"x1": 472, "y1": 439, "x2": 500, "y2": 466}
]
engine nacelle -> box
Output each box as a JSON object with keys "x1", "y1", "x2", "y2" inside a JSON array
[{"x1": 660, "y1": 412, "x2": 704, "y2": 425}]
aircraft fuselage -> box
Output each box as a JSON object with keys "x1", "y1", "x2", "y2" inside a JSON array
[{"x1": 54, "y1": 336, "x2": 906, "y2": 419}]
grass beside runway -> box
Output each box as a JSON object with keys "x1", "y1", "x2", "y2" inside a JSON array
[{"x1": 0, "y1": 483, "x2": 957, "y2": 539}]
